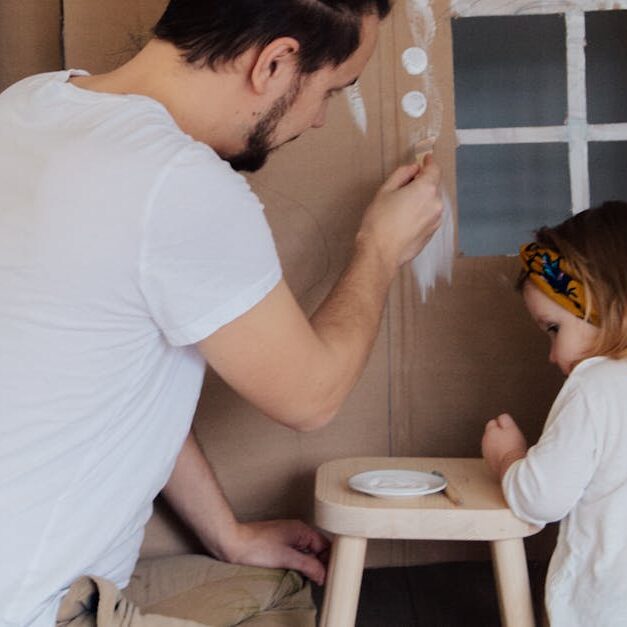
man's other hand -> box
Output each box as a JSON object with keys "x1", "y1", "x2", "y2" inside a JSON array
[{"x1": 221, "y1": 519, "x2": 330, "y2": 586}]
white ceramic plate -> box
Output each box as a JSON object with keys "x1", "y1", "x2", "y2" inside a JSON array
[{"x1": 348, "y1": 469, "x2": 447, "y2": 498}]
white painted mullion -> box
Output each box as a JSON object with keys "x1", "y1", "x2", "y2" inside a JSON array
[
  {"x1": 451, "y1": 0, "x2": 627, "y2": 18},
  {"x1": 565, "y1": 11, "x2": 590, "y2": 214},
  {"x1": 588, "y1": 123, "x2": 627, "y2": 142},
  {"x1": 456, "y1": 126, "x2": 568, "y2": 145}
]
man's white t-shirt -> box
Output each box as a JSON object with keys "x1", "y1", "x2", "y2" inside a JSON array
[
  {"x1": 503, "y1": 356, "x2": 627, "y2": 627},
  {"x1": 0, "y1": 71, "x2": 282, "y2": 627}
]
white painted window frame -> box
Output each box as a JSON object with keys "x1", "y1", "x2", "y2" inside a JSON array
[{"x1": 451, "y1": 0, "x2": 627, "y2": 214}]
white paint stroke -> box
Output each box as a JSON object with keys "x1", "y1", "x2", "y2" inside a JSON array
[
  {"x1": 402, "y1": 47, "x2": 429, "y2": 75},
  {"x1": 425, "y1": 80, "x2": 444, "y2": 141},
  {"x1": 405, "y1": 0, "x2": 443, "y2": 140},
  {"x1": 451, "y1": 0, "x2": 627, "y2": 17},
  {"x1": 588, "y1": 123, "x2": 627, "y2": 142},
  {"x1": 457, "y1": 123, "x2": 627, "y2": 145},
  {"x1": 566, "y1": 11, "x2": 590, "y2": 213},
  {"x1": 407, "y1": 0, "x2": 437, "y2": 47},
  {"x1": 344, "y1": 81, "x2": 368, "y2": 135},
  {"x1": 402, "y1": 90, "x2": 428, "y2": 118},
  {"x1": 457, "y1": 126, "x2": 569, "y2": 144}
]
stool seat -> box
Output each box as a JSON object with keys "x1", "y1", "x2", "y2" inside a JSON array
[{"x1": 315, "y1": 457, "x2": 542, "y2": 627}]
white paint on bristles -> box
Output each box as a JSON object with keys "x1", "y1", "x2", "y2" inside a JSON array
[
  {"x1": 402, "y1": 47, "x2": 429, "y2": 76},
  {"x1": 344, "y1": 81, "x2": 368, "y2": 135}
]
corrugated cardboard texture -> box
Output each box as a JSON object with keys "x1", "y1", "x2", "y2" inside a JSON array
[
  {"x1": 1, "y1": 1, "x2": 564, "y2": 568},
  {"x1": 0, "y1": 0, "x2": 63, "y2": 92}
]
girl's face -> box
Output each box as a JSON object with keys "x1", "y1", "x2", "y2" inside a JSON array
[{"x1": 523, "y1": 282, "x2": 600, "y2": 376}]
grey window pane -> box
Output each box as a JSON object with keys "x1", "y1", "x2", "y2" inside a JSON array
[
  {"x1": 589, "y1": 142, "x2": 627, "y2": 205},
  {"x1": 586, "y1": 11, "x2": 627, "y2": 125},
  {"x1": 452, "y1": 15, "x2": 567, "y2": 129},
  {"x1": 457, "y1": 144, "x2": 572, "y2": 256}
]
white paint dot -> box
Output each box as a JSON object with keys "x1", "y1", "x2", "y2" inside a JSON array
[
  {"x1": 401, "y1": 91, "x2": 427, "y2": 118},
  {"x1": 401, "y1": 47, "x2": 428, "y2": 75}
]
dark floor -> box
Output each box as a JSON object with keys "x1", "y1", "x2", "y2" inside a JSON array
[{"x1": 313, "y1": 561, "x2": 548, "y2": 627}]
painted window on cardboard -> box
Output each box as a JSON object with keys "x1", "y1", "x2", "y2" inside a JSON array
[{"x1": 450, "y1": 2, "x2": 627, "y2": 256}]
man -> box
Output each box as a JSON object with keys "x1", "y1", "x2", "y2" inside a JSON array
[{"x1": 0, "y1": 1, "x2": 443, "y2": 625}]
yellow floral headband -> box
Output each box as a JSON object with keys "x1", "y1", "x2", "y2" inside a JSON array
[{"x1": 519, "y1": 242, "x2": 599, "y2": 325}]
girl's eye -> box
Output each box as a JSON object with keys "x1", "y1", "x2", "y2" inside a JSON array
[{"x1": 546, "y1": 324, "x2": 559, "y2": 334}]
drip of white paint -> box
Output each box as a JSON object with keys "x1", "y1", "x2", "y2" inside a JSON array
[
  {"x1": 402, "y1": 47, "x2": 428, "y2": 75},
  {"x1": 406, "y1": 0, "x2": 436, "y2": 48},
  {"x1": 425, "y1": 81, "x2": 443, "y2": 141},
  {"x1": 344, "y1": 82, "x2": 368, "y2": 135},
  {"x1": 402, "y1": 91, "x2": 428, "y2": 118},
  {"x1": 411, "y1": 188, "x2": 455, "y2": 302}
]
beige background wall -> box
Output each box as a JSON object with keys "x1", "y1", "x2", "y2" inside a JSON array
[{"x1": 0, "y1": 0, "x2": 563, "y2": 566}]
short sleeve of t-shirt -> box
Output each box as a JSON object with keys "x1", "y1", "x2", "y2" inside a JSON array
[{"x1": 140, "y1": 145, "x2": 282, "y2": 346}]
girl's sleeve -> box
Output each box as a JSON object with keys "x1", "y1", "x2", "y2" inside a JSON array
[{"x1": 502, "y1": 381, "x2": 600, "y2": 526}]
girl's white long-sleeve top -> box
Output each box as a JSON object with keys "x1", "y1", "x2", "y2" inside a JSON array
[{"x1": 503, "y1": 356, "x2": 627, "y2": 627}]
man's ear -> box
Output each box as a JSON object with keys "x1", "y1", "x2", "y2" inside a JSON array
[{"x1": 250, "y1": 37, "x2": 301, "y2": 95}]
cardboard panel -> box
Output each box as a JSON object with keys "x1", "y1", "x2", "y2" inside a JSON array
[
  {"x1": 63, "y1": 0, "x2": 167, "y2": 72},
  {"x1": 0, "y1": 0, "x2": 63, "y2": 92}
]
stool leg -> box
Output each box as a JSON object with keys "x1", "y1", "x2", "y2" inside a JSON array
[
  {"x1": 490, "y1": 538, "x2": 536, "y2": 627},
  {"x1": 319, "y1": 535, "x2": 367, "y2": 627}
]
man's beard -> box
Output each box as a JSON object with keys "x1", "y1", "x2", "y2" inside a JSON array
[{"x1": 228, "y1": 78, "x2": 302, "y2": 172}]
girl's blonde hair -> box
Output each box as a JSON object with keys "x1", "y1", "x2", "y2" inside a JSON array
[{"x1": 530, "y1": 201, "x2": 627, "y2": 359}]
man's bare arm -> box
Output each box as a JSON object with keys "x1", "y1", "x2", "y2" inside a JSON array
[
  {"x1": 198, "y1": 160, "x2": 443, "y2": 431},
  {"x1": 163, "y1": 431, "x2": 329, "y2": 584}
]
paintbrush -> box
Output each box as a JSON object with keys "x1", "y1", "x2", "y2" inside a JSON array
[
  {"x1": 432, "y1": 470, "x2": 464, "y2": 506},
  {"x1": 414, "y1": 135, "x2": 436, "y2": 168}
]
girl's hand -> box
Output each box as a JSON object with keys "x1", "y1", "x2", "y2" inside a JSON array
[{"x1": 482, "y1": 413, "x2": 528, "y2": 480}]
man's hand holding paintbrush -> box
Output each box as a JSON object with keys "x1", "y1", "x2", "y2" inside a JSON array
[{"x1": 356, "y1": 153, "x2": 443, "y2": 276}]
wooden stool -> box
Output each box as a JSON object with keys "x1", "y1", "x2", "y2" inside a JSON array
[{"x1": 315, "y1": 457, "x2": 542, "y2": 627}]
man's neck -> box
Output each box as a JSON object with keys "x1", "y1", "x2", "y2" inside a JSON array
[{"x1": 70, "y1": 39, "x2": 252, "y2": 154}]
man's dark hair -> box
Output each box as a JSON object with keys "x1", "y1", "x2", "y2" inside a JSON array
[{"x1": 153, "y1": 0, "x2": 392, "y2": 74}]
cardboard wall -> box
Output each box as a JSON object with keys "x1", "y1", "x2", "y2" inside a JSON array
[
  {"x1": 0, "y1": 1, "x2": 564, "y2": 567},
  {"x1": 0, "y1": 0, "x2": 63, "y2": 92}
]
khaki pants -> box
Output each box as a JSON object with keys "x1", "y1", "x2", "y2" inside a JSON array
[{"x1": 56, "y1": 555, "x2": 316, "y2": 627}]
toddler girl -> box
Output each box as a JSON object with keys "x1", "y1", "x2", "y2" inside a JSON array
[{"x1": 482, "y1": 201, "x2": 627, "y2": 626}]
